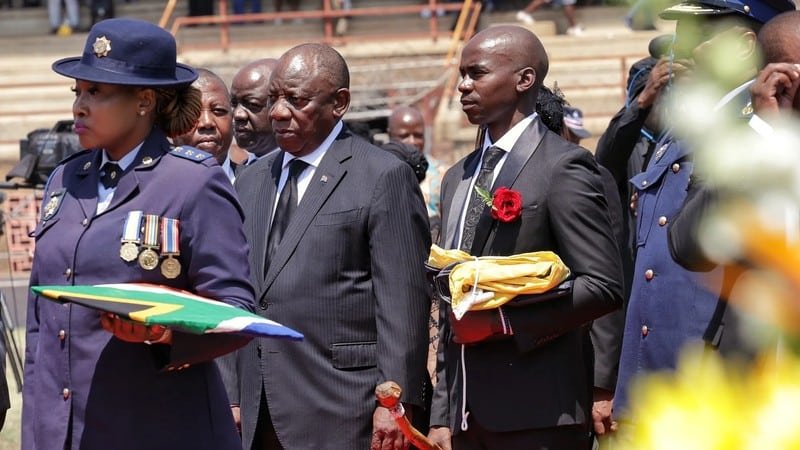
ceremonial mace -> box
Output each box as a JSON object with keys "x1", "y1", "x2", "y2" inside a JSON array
[{"x1": 375, "y1": 381, "x2": 444, "y2": 450}]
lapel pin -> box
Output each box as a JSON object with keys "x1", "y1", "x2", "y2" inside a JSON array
[{"x1": 320, "y1": 175, "x2": 328, "y2": 183}]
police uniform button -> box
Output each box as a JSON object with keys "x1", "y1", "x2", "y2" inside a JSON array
[
  {"x1": 65, "y1": 268, "x2": 72, "y2": 279},
  {"x1": 658, "y1": 216, "x2": 668, "y2": 226},
  {"x1": 259, "y1": 301, "x2": 267, "y2": 310},
  {"x1": 641, "y1": 325, "x2": 649, "y2": 337},
  {"x1": 671, "y1": 163, "x2": 681, "y2": 173},
  {"x1": 62, "y1": 388, "x2": 71, "y2": 399},
  {"x1": 644, "y1": 269, "x2": 654, "y2": 281},
  {"x1": 58, "y1": 330, "x2": 66, "y2": 340},
  {"x1": 81, "y1": 218, "x2": 89, "y2": 226},
  {"x1": 641, "y1": 180, "x2": 648, "y2": 187}
]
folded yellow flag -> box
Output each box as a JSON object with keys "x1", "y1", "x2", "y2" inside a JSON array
[{"x1": 428, "y1": 245, "x2": 571, "y2": 318}]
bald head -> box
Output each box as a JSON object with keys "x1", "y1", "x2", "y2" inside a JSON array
[
  {"x1": 388, "y1": 106, "x2": 425, "y2": 152},
  {"x1": 232, "y1": 58, "x2": 278, "y2": 88},
  {"x1": 466, "y1": 25, "x2": 549, "y2": 90},
  {"x1": 279, "y1": 43, "x2": 350, "y2": 91},
  {"x1": 458, "y1": 25, "x2": 549, "y2": 139},
  {"x1": 759, "y1": 11, "x2": 800, "y2": 65},
  {"x1": 231, "y1": 58, "x2": 278, "y2": 156}
]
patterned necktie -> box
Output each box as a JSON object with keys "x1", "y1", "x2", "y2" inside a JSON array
[
  {"x1": 459, "y1": 146, "x2": 505, "y2": 252},
  {"x1": 266, "y1": 158, "x2": 309, "y2": 265},
  {"x1": 100, "y1": 162, "x2": 122, "y2": 189}
]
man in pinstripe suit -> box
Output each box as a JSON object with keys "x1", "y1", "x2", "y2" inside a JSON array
[{"x1": 220, "y1": 43, "x2": 432, "y2": 450}]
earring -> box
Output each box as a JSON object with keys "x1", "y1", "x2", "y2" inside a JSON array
[{"x1": 138, "y1": 110, "x2": 146, "y2": 116}]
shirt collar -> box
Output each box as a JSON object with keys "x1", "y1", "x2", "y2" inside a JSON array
[
  {"x1": 482, "y1": 113, "x2": 538, "y2": 152},
  {"x1": 280, "y1": 120, "x2": 343, "y2": 170},
  {"x1": 101, "y1": 142, "x2": 143, "y2": 171}
]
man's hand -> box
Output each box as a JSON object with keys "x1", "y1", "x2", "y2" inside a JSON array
[
  {"x1": 449, "y1": 309, "x2": 502, "y2": 345},
  {"x1": 591, "y1": 388, "x2": 616, "y2": 436},
  {"x1": 230, "y1": 406, "x2": 241, "y2": 434},
  {"x1": 427, "y1": 426, "x2": 452, "y2": 450},
  {"x1": 100, "y1": 313, "x2": 172, "y2": 345},
  {"x1": 371, "y1": 405, "x2": 410, "y2": 450},
  {"x1": 751, "y1": 63, "x2": 800, "y2": 116},
  {"x1": 637, "y1": 58, "x2": 690, "y2": 110}
]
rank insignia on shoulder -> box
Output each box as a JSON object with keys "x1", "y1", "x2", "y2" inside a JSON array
[
  {"x1": 42, "y1": 188, "x2": 66, "y2": 221},
  {"x1": 171, "y1": 146, "x2": 213, "y2": 162}
]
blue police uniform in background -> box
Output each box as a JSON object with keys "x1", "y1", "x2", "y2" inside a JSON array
[
  {"x1": 614, "y1": 0, "x2": 795, "y2": 414},
  {"x1": 22, "y1": 19, "x2": 255, "y2": 450}
]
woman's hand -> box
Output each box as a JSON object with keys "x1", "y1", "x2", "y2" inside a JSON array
[{"x1": 100, "y1": 313, "x2": 173, "y2": 345}]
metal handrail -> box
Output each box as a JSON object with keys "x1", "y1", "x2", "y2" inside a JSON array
[{"x1": 161, "y1": 0, "x2": 470, "y2": 52}]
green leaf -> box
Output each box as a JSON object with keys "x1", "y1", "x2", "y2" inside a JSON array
[{"x1": 474, "y1": 186, "x2": 493, "y2": 207}]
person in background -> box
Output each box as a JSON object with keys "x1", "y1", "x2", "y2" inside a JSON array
[
  {"x1": 47, "y1": 0, "x2": 79, "y2": 34},
  {"x1": 387, "y1": 105, "x2": 447, "y2": 240},
  {"x1": 562, "y1": 105, "x2": 592, "y2": 145},
  {"x1": 516, "y1": 0, "x2": 585, "y2": 36},
  {"x1": 173, "y1": 68, "x2": 234, "y2": 168},
  {"x1": 227, "y1": 58, "x2": 278, "y2": 180},
  {"x1": 23, "y1": 19, "x2": 255, "y2": 450}
]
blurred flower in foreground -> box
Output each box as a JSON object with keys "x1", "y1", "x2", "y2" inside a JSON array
[{"x1": 619, "y1": 345, "x2": 800, "y2": 449}]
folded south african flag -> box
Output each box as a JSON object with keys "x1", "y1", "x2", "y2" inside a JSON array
[{"x1": 31, "y1": 283, "x2": 303, "y2": 340}]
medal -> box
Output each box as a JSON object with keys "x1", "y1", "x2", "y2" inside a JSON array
[
  {"x1": 161, "y1": 257, "x2": 181, "y2": 279},
  {"x1": 159, "y1": 217, "x2": 182, "y2": 278},
  {"x1": 138, "y1": 248, "x2": 159, "y2": 270},
  {"x1": 120, "y1": 211, "x2": 143, "y2": 262},
  {"x1": 139, "y1": 214, "x2": 161, "y2": 270}
]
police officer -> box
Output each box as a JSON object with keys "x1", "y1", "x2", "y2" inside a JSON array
[
  {"x1": 22, "y1": 19, "x2": 254, "y2": 450},
  {"x1": 613, "y1": 0, "x2": 796, "y2": 427}
]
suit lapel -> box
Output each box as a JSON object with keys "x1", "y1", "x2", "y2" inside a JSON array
[
  {"x1": 261, "y1": 133, "x2": 350, "y2": 295},
  {"x1": 469, "y1": 119, "x2": 546, "y2": 255},
  {"x1": 443, "y1": 151, "x2": 480, "y2": 249}
]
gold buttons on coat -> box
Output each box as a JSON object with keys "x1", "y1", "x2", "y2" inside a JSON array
[
  {"x1": 658, "y1": 216, "x2": 668, "y2": 226},
  {"x1": 644, "y1": 269, "x2": 654, "y2": 281},
  {"x1": 671, "y1": 163, "x2": 681, "y2": 173},
  {"x1": 62, "y1": 388, "x2": 71, "y2": 399},
  {"x1": 58, "y1": 330, "x2": 66, "y2": 341},
  {"x1": 641, "y1": 325, "x2": 649, "y2": 337}
]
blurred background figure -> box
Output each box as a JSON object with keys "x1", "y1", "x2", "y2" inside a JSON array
[
  {"x1": 47, "y1": 0, "x2": 79, "y2": 34},
  {"x1": 387, "y1": 105, "x2": 446, "y2": 240},
  {"x1": 562, "y1": 106, "x2": 591, "y2": 144},
  {"x1": 173, "y1": 69, "x2": 234, "y2": 168},
  {"x1": 516, "y1": 0, "x2": 584, "y2": 36}
]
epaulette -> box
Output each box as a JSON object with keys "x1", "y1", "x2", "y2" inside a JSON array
[{"x1": 170, "y1": 145, "x2": 213, "y2": 162}]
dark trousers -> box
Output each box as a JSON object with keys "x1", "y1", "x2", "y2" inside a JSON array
[
  {"x1": 252, "y1": 389, "x2": 284, "y2": 450},
  {"x1": 454, "y1": 415, "x2": 591, "y2": 450}
]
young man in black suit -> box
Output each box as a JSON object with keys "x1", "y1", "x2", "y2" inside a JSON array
[{"x1": 428, "y1": 25, "x2": 623, "y2": 449}]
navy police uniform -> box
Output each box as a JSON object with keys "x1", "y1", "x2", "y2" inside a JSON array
[
  {"x1": 22, "y1": 129, "x2": 254, "y2": 450},
  {"x1": 615, "y1": 0, "x2": 795, "y2": 414},
  {"x1": 22, "y1": 18, "x2": 255, "y2": 450}
]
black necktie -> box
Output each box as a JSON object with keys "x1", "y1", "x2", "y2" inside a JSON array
[
  {"x1": 100, "y1": 162, "x2": 122, "y2": 189},
  {"x1": 459, "y1": 146, "x2": 505, "y2": 252},
  {"x1": 267, "y1": 158, "x2": 309, "y2": 264}
]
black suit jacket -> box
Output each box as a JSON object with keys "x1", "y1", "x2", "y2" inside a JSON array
[
  {"x1": 430, "y1": 119, "x2": 623, "y2": 433},
  {"x1": 221, "y1": 127, "x2": 432, "y2": 449}
]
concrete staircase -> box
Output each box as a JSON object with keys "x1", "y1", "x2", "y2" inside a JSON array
[{"x1": 0, "y1": 1, "x2": 674, "y2": 163}]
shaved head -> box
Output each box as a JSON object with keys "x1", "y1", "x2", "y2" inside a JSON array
[
  {"x1": 231, "y1": 58, "x2": 279, "y2": 155},
  {"x1": 279, "y1": 43, "x2": 350, "y2": 92},
  {"x1": 458, "y1": 25, "x2": 549, "y2": 140},
  {"x1": 232, "y1": 58, "x2": 278, "y2": 87},
  {"x1": 388, "y1": 106, "x2": 426, "y2": 152},
  {"x1": 467, "y1": 25, "x2": 549, "y2": 91},
  {"x1": 759, "y1": 11, "x2": 800, "y2": 64}
]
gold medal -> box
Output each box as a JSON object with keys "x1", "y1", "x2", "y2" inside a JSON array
[
  {"x1": 161, "y1": 257, "x2": 181, "y2": 279},
  {"x1": 138, "y1": 248, "x2": 159, "y2": 270},
  {"x1": 120, "y1": 242, "x2": 139, "y2": 262}
]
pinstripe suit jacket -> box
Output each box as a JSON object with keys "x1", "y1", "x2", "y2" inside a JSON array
[{"x1": 222, "y1": 126, "x2": 432, "y2": 449}]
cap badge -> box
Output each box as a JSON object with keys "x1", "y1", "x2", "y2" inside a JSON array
[{"x1": 93, "y1": 36, "x2": 112, "y2": 58}]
